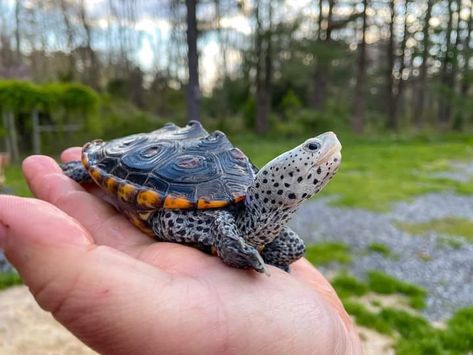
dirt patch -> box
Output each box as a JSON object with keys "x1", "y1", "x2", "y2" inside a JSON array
[
  {"x1": 0, "y1": 286, "x2": 96, "y2": 355},
  {"x1": 356, "y1": 325, "x2": 394, "y2": 355}
]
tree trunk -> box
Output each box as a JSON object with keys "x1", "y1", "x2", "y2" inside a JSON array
[
  {"x1": 312, "y1": 0, "x2": 335, "y2": 110},
  {"x1": 15, "y1": 0, "x2": 21, "y2": 63},
  {"x1": 438, "y1": 0, "x2": 454, "y2": 127},
  {"x1": 394, "y1": 0, "x2": 410, "y2": 122},
  {"x1": 317, "y1": 0, "x2": 323, "y2": 40},
  {"x1": 59, "y1": 0, "x2": 75, "y2": 80},
  {"x1": 214, "y1": 0, "x2": 228, "y2": 78},
  {"x1": 185, "y1": 0, "x2": 201, "y2": 122},
  {"x1": 255, "y1": 0, "x2": 272, "y2": 134},
  {"x1": 4, "y1": 112, "x2": 19, "y2": 162},
  {"x1": 351, "y1": 0, "x2": 368, "y2": 135},
  {"x1": 79, "y1": 0, "x2": 100, "y2": 90},
  {"x1": 456, "y1": 0, "x2": 472, "y2": 130},
  {"x1": 32, "y1": 110, "x2": 41, "y2": 154},
  {"x1": 413, "y1": 0, "x2": 432, "y2": 128},
  {"x1": 386, "y1": 0, "x2": 396, "y2": 130},
  {"x1": 461, "y1": 1, "x2": 472, "y2": 97}
]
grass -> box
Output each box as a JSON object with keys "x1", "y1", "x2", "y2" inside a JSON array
[
  {"x1": 0, "y1": 272, "x2": 23, "y2": 290},
  {"x1": 236, "y1": 133, "x2": 473, "y2": 211},
  {"x1": 367, "y1": 242, "x2": 391, "y2": 257},
  {"x1": 330, "y1": 273, "x2": 368, "y2": 299},
  {"x1": 396, "y1": 217, "x2": 473, "y2": 241},
  {"x1": 367, "y1": 271, "x2": 427, "y2": 309},
  {"x1": 326, "y1": 270, "x2": 427, "y2": 310},
  {"x1": 3, "y1": 164, "x2": 31, "y2": 197},
  {"x1": 304, "y1": 242, "x2": 351, "y2": 266},
  {"x1": 322, "y1": 270, "x2": 473, "y2": 353},
  {"x1": 345, "y1": 302, "x2": 473, "y2": 355}
]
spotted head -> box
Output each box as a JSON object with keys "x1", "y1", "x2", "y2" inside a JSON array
[{"x1": 252, "y1": 132, "x2": 342, "y2": 208}]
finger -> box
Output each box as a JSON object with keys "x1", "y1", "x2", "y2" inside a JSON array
[
  {"x1": 61, "y1": 147, "x2": 82, "y2": 162},
  {"x1": 0, "y1": 195, "x2": 177, "y2": 355},
  {"x1": 291, "y1": 259, "x2": 362, "y2": 353},
  {"x1": 23, "y1": 155, "x2": 152, "y2": 251},
  {"x1": 291, "y1": 259, "x2": 354, "y2": 328}
]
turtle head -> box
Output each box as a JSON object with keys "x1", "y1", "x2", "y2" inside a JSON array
[{"x1": 255, "y1": 132, "x2": 342, "y2": 207}]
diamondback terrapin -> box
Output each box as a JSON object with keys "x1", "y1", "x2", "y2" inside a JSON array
[{"x1": 61, "y1": 121, "x2": 342, "y2": 274}]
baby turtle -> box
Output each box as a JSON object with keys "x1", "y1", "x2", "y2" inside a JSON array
[{"x1": 62, "y1": 121, "x2": 342, "y2": 274}]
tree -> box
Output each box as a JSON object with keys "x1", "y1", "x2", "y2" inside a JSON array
[
  {"x1": 185, "y1": 0, "x2": 201, "y2": 122},
  {"x1": 351, "y1": 0, "x2": 368, "y2": 134},
  {"x1": 413, "y1": 0, "x2": 433, "y2": 128},
  {"x1": 393, "y1": 0, "x2": 410, "y2": 127},
  {"x1": 438, "y1": 0, "x2": 456, "y2": 128},
  {"x1": 312, "y1": 0, "x2": 335, "y2": 110},
  {"x1": 385, "y1": 0, "x2": 396, "y2": 130},
  {"x1": 254, "y1": 0, "x2": 273, "y2": 134},
  {"x1": 15, "y1": 0, "x2": 22, "y2": 63},
  {"x1": 456, "y1": 0, "x2": 473, "y2": 130}
]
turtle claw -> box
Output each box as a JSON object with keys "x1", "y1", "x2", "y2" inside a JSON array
[
  {"x1": 216, "y1": 234, "x2": 269, "y2": 275},
  {"x1": 238, "y1": 239, "x2": 270, "y2": 276},
  {"x1": 252, "y1": 250, "x2": 271, "y2": 276}
]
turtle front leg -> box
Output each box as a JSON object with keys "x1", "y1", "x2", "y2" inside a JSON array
[
  {"x1": 151, "y1": 209, "x2": 268, "y2": 275},
  {"x1": 261, "y1": 227, "x2": 305, "y2": 272},
  {"x1": 213, "y1": 211, "x2": 269, "y2": 275},
  {"x1": 61, "y1": 161, "x2": 92, "y2": 184}
]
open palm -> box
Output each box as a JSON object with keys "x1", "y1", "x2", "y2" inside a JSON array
[{"x1": 0, "y1": 150, "x2": 361, "y2": 355}]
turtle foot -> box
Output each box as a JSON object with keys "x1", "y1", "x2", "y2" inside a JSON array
[{"x1": 216, "y1": 236, "x2": 269, "y2": 276}]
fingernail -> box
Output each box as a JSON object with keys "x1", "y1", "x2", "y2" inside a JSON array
[{"x1": 0, "y1": 222, "x2": 7, "y2": 249}]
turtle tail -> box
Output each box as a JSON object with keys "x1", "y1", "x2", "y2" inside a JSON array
[{"x1": 60, "y1": 161, "x2": 92, "y2": 184}]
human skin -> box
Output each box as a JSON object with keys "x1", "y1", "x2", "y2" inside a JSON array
[{"x1": 0, "y1": 151, "x2": 362, "y2": 355}]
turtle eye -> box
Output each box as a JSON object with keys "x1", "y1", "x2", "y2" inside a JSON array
[{"x1": 305, "y1": 142, "x2": 320, "y2": 151}]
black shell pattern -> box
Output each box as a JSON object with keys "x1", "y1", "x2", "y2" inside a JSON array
[{"x1": 82, "y1": 121, "x2": 255, "y2": 209}]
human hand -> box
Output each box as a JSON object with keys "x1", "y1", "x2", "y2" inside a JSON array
[{"x1": 0, "y1": 151, "x2": 362, "y2": 355}]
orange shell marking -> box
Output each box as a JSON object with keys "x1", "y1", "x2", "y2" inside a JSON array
[
  {"x1": 104, "y1": 177, "x2": 119, "y2": 193},
  {"x1": 163, "y1": 195, "x2": 195, "y2": 209},
  {"x1": 89, "y1": 167, "x2": 102, "y2": 182},
  {"x1": 197, "y1": 199, "x2": 229, "y2": 209},
  {"x1": 118, "y1": 183, "x2": 138, "y2": 203},
  {"x1": 81, "y1": 153, "x2": 89, "y2": 169},
  {"x1": 137, "y1": 190, "x2": 162, "y2": 208}
]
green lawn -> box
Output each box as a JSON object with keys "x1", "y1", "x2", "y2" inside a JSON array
[
  {"x1": 397, "y1": 217, "x2": 473, "y2": 242},
  {"x1": 4, "y1": 164, "x2": 31, "y2": 197}
]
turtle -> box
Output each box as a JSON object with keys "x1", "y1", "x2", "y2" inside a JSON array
[{"x1": 61, "y1": 121, "x2": 342, "y2": 274}]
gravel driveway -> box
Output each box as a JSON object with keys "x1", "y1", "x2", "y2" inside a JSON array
[{"x1": 291, "y1": 161, "x2": 473, "y2": 321}]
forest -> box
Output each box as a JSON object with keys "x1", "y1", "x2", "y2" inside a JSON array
[{"x1": 0, "y1": 0, "x2": 472, "y2": 160}]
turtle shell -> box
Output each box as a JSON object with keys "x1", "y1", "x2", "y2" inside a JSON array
[{"x1": 82, "y1": 121, "x2": 254, "y2": 210}]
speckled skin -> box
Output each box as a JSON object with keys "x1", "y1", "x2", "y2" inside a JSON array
[{"x1": 61, "y1": 122, "x2": 342, "y2": 274}]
